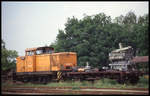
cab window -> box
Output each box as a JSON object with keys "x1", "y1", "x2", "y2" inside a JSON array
[
  {"x1": 36, "y1": 48, "x2": 54, "y2": 55},
  {"x1": 45, "y1": 49, "x2": 53, "y2": 54},
  {"x1": 27, "y1": 51, "x2": 34, "y2": 56},
  {"x1": 36, "y1": 50, "x2": 43, "y2": 55}
]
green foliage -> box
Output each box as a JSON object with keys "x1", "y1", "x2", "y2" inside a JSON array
[
  {"x1": 50, "y1": 11, "x2": 149, "y2": 68},
  {"x1": 1, "y1": 40, "x2": 18, "y2": 71},
  {"x1": 138, "y1": 76, "x2": 149, "y2": 85}
]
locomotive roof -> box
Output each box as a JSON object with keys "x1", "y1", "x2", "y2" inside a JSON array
[
  {"x1": 52, "y1": 52, "x2": 77, "y2": 55},
  {"x1": 25, "y1": 46, "x2": 54, "y2": 52}
]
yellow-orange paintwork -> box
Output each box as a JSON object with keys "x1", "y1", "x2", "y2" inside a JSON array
[
  {"x1": 35, "y1": 54, "x2": 51, "y2": 71},
  {"x1": 25, "y1": 55, "x2": 35, "y2": 72},
  {"x1": 50, "y1": 52, "x2": 77, "y2": 71},
  {"x1": 16, "y1": 56, "x2": 25, "y2": 72},
  {"x1": 16, "y1": 52, "x2": 77, "y2": 72}
]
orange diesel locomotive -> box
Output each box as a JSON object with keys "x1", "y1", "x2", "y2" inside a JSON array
[{"x1": 14, "y1": 46, "x2": 77, "y2": 83}]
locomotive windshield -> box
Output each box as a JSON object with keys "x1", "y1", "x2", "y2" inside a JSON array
[
  {"x1": 36, "y1": 47, "x2": 54, "y2": 55},
  {"x1": 25, "y1": 47, "x2": 54, "y2": 55},
  {"x1": 36, "y1": 50, "x2": 43, "y2": 55}
]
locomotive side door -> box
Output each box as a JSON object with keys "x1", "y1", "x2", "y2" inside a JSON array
[
  {"x1": 51, "y1": 55, "x2": 59, "y2": 71},
  {"x1": 25, "y1": 51, "x2": 35, "y2": 72}
]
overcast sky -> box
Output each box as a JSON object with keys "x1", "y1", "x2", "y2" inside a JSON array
[{"x1": 2, "y1": 1, "x2": 148, "y2": 56}]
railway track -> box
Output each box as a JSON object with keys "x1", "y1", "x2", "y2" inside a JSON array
[{"x1": 2, "y1": 86, "x2": 149, "y2": 95}]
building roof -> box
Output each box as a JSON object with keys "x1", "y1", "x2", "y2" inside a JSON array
[{"x1": 131, "y1": 56, "x2": 149, "y2": 63}]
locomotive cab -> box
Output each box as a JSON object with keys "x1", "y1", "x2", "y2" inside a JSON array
[
  {"x1": 16, "y1": 46, "x2": 77, "y2": 73},
  {"x1": 25, "y1": 47, "x2": 54, "y2": 55},
  {"x1": 24, "y1": 47, "x2": 54, "y2": 72}
]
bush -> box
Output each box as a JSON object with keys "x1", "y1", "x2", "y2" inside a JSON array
[
  {"x1": 138, "y1": 76, "x2": 149, "y2": 84},
  {"x1": 136, "y1": 76, "x2": 149, "y2": 88}
]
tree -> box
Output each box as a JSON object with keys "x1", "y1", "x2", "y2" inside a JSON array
[
  {"x1": 113, "y1": 15, "x2": 124, "y2": 25},
  {"x1": 123, "y1": 11, "x2": 137, "y2": 24},
  {"x1": 138, "y1": 14, "x2": 149, "y2": 25},
  {"x1": 50, "y1": 12, "x2": 149, "y2": 69},
  {"x1": 1, "y1": 40, "x2": 18, "y2": 71},
  {"x1": 113, "y1": 12, "x2": 149, "y2": 56}
]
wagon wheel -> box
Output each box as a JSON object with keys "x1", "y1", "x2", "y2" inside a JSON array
[
  {"x1": 129, "y1": 76, "x2": 139, "y2": 84},
  {"x1": 117, "y1": 78, "x2": 125, "y2": 84}
]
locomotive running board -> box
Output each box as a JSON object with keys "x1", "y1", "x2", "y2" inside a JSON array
[{"x1": 16, "y1": 71, "x2": 53, "y2": 75}]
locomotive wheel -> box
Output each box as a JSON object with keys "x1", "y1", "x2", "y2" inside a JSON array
[
  {"x1": 128, "y1": 72, "x2": 140, "y2": 84},
  {"x1": 23, "y1": 77, "x2": 29, "y2": 83},
  {"x1": 39, "y1": 76, "x2": 47, "y2": 84}
]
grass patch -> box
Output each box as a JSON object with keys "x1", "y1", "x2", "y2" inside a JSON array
[
  {"x1": 2, "y1": 76, "x2": 149, "y2": 89},
  {"x1": 93, "y1": 76, "x2": 149, "y2": 89},
  {"x1": 46, "y1": 81, "x2": 82, "y2": 87},
  {"x1": 94, "y1": 78, "x2": 118, "y2": 88},
  {"x1": 81, "y1": 81, "x2": 92, "y2": 87},
  {"x1": 72, "y1": 86, "x2": 80, "y2": 90}
]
